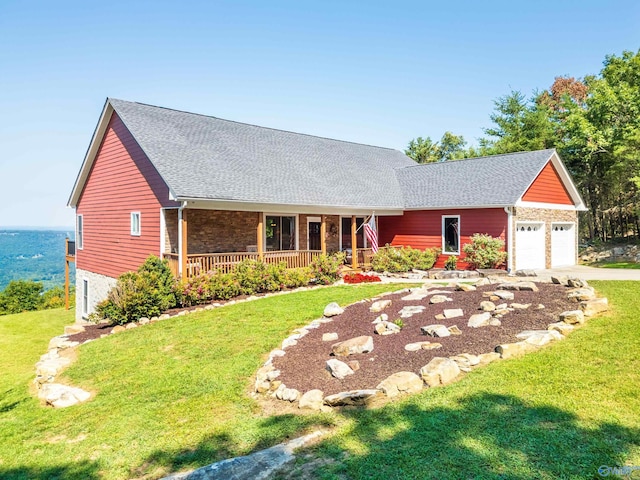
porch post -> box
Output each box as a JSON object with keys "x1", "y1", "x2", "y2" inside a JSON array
[
  {"x1": 257, "y1": 213, "x2": 264, "y2": 260},
  {"x1": 180, "y1": 209, "x2": 188, "y2": 280},
  {"x1": 351, "y1": 215, "x2": 358, "y2": 269},
  {"x1": 320, "y1": 215, "x2": 327, "y2": 255}
]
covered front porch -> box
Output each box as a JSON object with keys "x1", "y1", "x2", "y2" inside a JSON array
[{"x1": 161, "y1": 208, "x2": 377, "y2": 279}]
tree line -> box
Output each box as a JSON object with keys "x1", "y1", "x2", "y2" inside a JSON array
[{"x1": 405, "y1": 49, "x2": 640, "y2": 243}]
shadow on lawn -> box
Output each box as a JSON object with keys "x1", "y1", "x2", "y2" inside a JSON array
[
  {"x1": 305, "y1": 392, "x2": 640, "y2": 480},
  {"x1": 135, "y1": 411, "x2": 336, "y2": 478},
  {"x1": 0, "y1": 461, "x2": 100, "y2": 480}
]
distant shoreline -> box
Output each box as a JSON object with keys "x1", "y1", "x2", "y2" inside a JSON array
[{"x1": 1, "y1": 226, "x2": 74, "y2": 231}]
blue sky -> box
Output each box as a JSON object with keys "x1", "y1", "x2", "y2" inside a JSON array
[{"x1": 0, "y1": 0, "x2": 638, "y2": 227}]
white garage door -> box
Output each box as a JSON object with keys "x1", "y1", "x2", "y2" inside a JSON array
[
  {"x1": 515, "y1": 222, "x2": 545, "y2": 270},
  {"x1": 551, "y1": 223, "x2": 576, "y2": 267}
]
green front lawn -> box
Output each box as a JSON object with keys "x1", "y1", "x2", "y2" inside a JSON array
[{"x1": 0, "y1": 283, "x2": 412, "y2": 480}]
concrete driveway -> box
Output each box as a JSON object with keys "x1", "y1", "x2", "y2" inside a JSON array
[{"x1": 535, "y1": 265, "x2": 640, "y2": 281}]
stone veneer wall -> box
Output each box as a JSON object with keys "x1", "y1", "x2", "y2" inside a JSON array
[
  {"x1": 512, "y1": 207, "x2": 578, "y2": 269},
  {"x1": 75, "y1": 269, "x2": 118, "y2": 323}
]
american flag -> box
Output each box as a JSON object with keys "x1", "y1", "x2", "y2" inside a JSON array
[{"x1": 364, "y1": 214, "x2": 379, "y2": 253}]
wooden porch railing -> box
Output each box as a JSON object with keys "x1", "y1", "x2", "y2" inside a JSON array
[
  {"x1": 356, "y1": 247, "x2": 375, "y2": 269},
  {"x1": 163, "y1": 250, "x2": 323, "y2": 278}
]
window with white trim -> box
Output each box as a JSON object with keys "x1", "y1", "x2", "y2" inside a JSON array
[
  {"x1": 76, "y1": 214, "x2": 83, "y2": 249},
  {"x1": 266, "y1": 215, "x2": 296, "y2": 250},
  {"x1": 82, "y1": 279, "x2": 89, "y2": 317},
  {"x1": 442, "y1": 216, "x2": 460, "y2": 254},
  {"x1": 131, "y1": 212, "x2": 141, "y2": 236}
]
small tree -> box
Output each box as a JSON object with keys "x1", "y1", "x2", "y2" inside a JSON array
[
  {"x1": 462, "y1": 234, "x2": 507, "y2": 269},
  {"x1": 0, "y1": 280, "x2": 43, "y2": 314}
]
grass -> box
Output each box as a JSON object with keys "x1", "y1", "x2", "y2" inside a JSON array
[
  {"x1": 0, "y1": 283, "x2": 413, "y2": 480},
  {"x1": 280, "y1": 280, "x2": 640, "y2": 479},
  {"x1": 591, "y1": 261, "x2": 640, "y2": 269}
]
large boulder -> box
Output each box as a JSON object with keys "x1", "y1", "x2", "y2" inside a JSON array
[
  {"x1": 419, "y1": 357, "x2": 461, "y2": 387},
  {"x1": 326, "y1": 359, "x2": 355, "y2": 379},
  {"x1": 298, "y1": 390, "x2": 324, "y2": 410},
  {"x1": 377, "y1": 372, "x2": 423, "y2": 397},
  {"x1": 332, "y1": 336, "x2": 374, "y2": 357},
  {"x1": 38, "y1": 383, "x2": 91, "y2": 408},
  {"x1": 324, "y1": 389, "x2": 381, "y2": 406},
  {"x1": 559, "y1": 310, "x2": 585, "y2": 325},
  {"x1": 496, "y1": 281, "x2": 539, "y2": 292},
  {"x1": 323, "y1": 302, "x2": 344, "y2": 317},
  {"x1": 567, "y1": 287, "x2": 596, "y2": 302},
  {"x1": 467, "y1": 312, "x2": 492, "y2": 328},
  {"x1": 581, "y1": 298, "x2": 609, "y2": 317}
]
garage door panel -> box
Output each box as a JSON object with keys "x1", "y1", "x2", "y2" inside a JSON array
[
  {"x1": 552, "y1": 223, "x2": 575, "y2": 267},
  {"x1": 516, "y1": 223, "x2": 545, "y2": 270}
]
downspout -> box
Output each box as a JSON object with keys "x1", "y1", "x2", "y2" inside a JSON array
[
  {"x1": 504, "y1": 206, "x2": 513, "y2": 272},
  {"x1": 178, "y1": 202, "x2": 187, "y2": 277}
]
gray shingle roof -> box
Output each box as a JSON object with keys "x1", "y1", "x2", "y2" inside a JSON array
[
  {"x1": 109, "y1": 99, "x2": 416, "y2": 209},
  {"x1": 396, "y1": 149, "x2": 556, "y2": 209}
]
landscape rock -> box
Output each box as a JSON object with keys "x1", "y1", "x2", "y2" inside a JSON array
[
  {"x1": 548, "y1": 322, "x2": 575, "y2": 335},
  {"x1": 567, "y1": 287, "x2": 596, "y2": 302},
  {"x1": 489, "y1": 319, "x2": 502, "y2": 326},
  {"x1": 568, "y1": 277, "x2": 589, "y2": 288},
  {"x1": 450, "y1": 353, "x2": 481, "y2": 371},
  {"x1": 159, "y1": 313, "x2": 171, "y2": 320},
  {"x1": 447, "y1": 325, "x2": 462, "y2": 335},
  {"x1": 371, "y1": 314, "x2": 388, "y2": 324},
  {"x1": 370, "y1": 300, "x2": 392, "y2": 313},
  {"x1": 401, "y1": 290, "x2": 430, "y2": 301},
  {"x1": 581, "y1": 298, "x2": 609, "y2": 317},
  {"x1": 326, "y1": 359, "x2": 355, "y2": 379},
  {"x1": 323, "y1": 389, "x2": 381, "y2": 406},
  {"x1": 478, "y1": 352, "x2": 501, "y2": 365},
  {"x1": 510, "y1": 303, "x2": 531, "y2": 310},
  {"x1": 38, "y1": 383, "x2": 91, "y2": 408},
  {"x1": 111, "y1": 325, "x2": 126, "y2": 334},
  {"x1": 496, "y1": 281, "x2": 539, "y2": 292},
  {"x1": 404, "y1": 341, "x2": 442, "y2": 352},
  {"x1": 515, "y1": 269, "x2": 537, "y2": 277},
  {"x1": 479, "y1": 301, "x2": 496, "y2": 312},
  {"x1": 455, "y1": 283, "x2": 477, "y2": 292},
  {"x1": 298, "y1": 390, "x2": 324, "y2": 410},
  {"x1": 559, "y1": 310, "x2": 585, "y2": 325},
  {"x1": 493, "y1": 290, "x2": 515, "y2": 301},
  {"x1": 322, "y1": 332, "x2": 339, "y2": 342},
  {"x1": 332, "y1": 336, "x2": 374, "y2": 357},
  {"x1": 281, "y1": 336, "x2": 298, "y2": 349},
  {"x1": 443, "y1": 308, "x2": 464, "y2": 319},
  {"x1": 377, "y1": 372, "x2": 423, "y2": 397},
  {"x1": 495, "y1": 341, "x2": 538, "y2": 359},
  {"x1": 64, "y1": 324, "x2": 85, "y2": 335},
  {"x1": 323, "y1": 302, "x2": 344, "y2": 317},
  {"x1": 420, "y1": 357, "x2": 461, "y2": 387},
  {"x1": 430, "y1": 295, "x2": 452, "y2": 304},
  {"x1": 467, "y1": 312, "x2": 492, "y2": 328},
  {"x1": 398, "y1": 305, "x2": 426, "y2": 318},
  {"x1": 125, "y1": 322, "x2": 138, "y2": 329},
  {"x1": 421, "y1": 324, "x2": 450, "y2": 338},
  {"x1": 551, "y1": 275, "x2": 570, "y2": 286},
  {"x1": 375, "y1": 321, "x2": 401, "y2": 336}
]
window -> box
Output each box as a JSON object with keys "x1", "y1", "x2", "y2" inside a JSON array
[
  {"x1": 341, "y1": 217, "x2": 365, "y2": 250},
  {"x1": 131, "y1": 212, "x2": 141, "y2": 236},
  {"x1": 82, "y1": 279, "x2": 89, "y2": 317},
  {"x1": 76, "y1": 214, "x2": 83, "y2": 249},
  {"x1": 265, "y1": 215, "x2": 296, "y2": 250},
  {"x1": 442, "y1": 216, "x2": 460, "y2": 254}
]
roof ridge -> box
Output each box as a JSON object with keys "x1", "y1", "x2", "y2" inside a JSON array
[
  {"x1": 395, "y1": 148, "x2": 556, "y2": 170},
  {"x1": 108, "y1": 98, "x2": 402, "y2": 153}
]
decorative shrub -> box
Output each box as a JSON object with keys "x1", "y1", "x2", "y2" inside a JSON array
[
  {"x1": 343, "y1": 272, "x2": 381, "y2": 284},
  {"x1": 444, "y1": 255, "x2": 458, "y2": 270},
  {"x1": 371, "y1": 246, "x2": 440, "y2": 272},
  {"x1": 175, "y1": 274, "x2": 211, "y2": 307},
  {"x1": 95, "y1": 255, "x2": 176, "y2": 325},
  {"x1": 462, "y1": 234, "x2": 507, "y2": 269},
  {"x1": 209, "y1": 273, "x2": 241, "y2": 300},
  {"x1": 283, "y1": 268, "x2": 312, "y2": 288},
  {"x1": 309, "y1": 253, "x2": 346, "y2": 285}
]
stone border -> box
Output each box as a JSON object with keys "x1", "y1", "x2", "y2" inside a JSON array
[{"x1": 254, "y1": 276, "x2": 610, "y2": 410}]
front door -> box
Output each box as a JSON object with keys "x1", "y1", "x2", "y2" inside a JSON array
[{"x1": 309, "y1": 222, "x2": 321, "y2": 250}]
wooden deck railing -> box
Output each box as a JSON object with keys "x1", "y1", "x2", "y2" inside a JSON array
[
  {"x1": 356, "y1": 247, "x2": 375, "y2": 269},
  {"x1": 163, "y1": 250, "x2": 323, "y2": 278}
]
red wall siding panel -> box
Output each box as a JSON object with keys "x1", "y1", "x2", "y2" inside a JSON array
[
  {"x1": 379, "y1": 208, "x2": 508, "y2": 269},
  {"x1": 522, "y1": 161, "x2": 573, "y2": 205},
  {"x1": 76, "y1": 113, "x2": 178, "y2": 278}
]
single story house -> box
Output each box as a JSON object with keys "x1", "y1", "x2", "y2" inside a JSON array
[{"x1": 68, "y1": 98, "x2": 586, "y2": 320}]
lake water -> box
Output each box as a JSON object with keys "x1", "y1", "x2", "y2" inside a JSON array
[{"x1": 0, "y1": 229, "x2": 76, "y2": 290}]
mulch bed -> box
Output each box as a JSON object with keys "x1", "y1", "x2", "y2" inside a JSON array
[{"x1": 271, "y1": 283, "x2": 576, "y2": 396}]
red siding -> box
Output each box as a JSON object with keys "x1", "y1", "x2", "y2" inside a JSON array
[
  {"x1": 379, "y1": 208, "x2": 508, "y2": 269},
  {"x1": 522, "y1": 161, "x2": 573, "y2": 205},
  {"x1": 76, "y1": 113, "x2": 178, "y2": 278}
]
